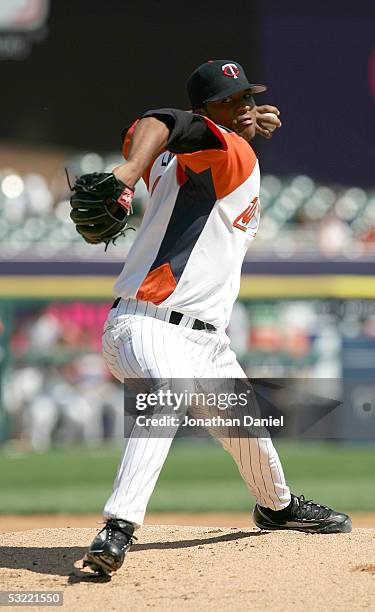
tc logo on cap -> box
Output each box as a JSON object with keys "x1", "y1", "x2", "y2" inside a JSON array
[{"x1": 222, "y1": 63, "x2": 239, "y2": 79}]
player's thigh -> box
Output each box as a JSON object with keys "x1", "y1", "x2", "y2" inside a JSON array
[{"x1": 103, "y1": 316, "x2": 196, "y2": 379}]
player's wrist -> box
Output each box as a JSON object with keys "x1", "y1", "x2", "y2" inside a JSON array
[{"x1": 112, "y1": 162, "x2": 140, "y2": 190}]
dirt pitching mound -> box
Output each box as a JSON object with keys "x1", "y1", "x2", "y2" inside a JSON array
[{"x1": 0, "y1": 525, "x2": 374, "y2": 611}]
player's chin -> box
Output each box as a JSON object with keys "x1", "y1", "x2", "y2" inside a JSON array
[{"x1": 237, "y1": 124, "x2": 256, "y2": 142}]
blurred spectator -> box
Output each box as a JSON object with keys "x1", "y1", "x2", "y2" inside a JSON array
[{"x1": 318, "y1": 212, "x2": 352, "y2": 258}]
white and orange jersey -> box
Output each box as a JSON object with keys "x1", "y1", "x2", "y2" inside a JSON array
[{"x1": 114, "y1": 112, "x2": 260, "y2": 330}]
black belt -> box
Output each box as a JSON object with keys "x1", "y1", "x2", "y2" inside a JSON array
[{"x1": 111, "y1": 297, "x2": 216, "y2": 331}]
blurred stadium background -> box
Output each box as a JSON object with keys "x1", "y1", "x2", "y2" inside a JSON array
[{"x1": 0, "y1": 0, "x2": 374, "y2": 516}]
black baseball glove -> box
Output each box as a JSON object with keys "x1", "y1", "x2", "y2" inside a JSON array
[{"x1": 69, "y1": 172, "x2": 135, "y2": 249}]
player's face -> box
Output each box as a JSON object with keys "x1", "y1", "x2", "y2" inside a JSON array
[{"x1": 204, "y1": 89, "x2": 257, "y2": 141}]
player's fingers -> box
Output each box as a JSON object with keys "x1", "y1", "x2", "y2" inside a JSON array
[
  {"x1": 256, "y1": 104, "x2": 281, "y2": 116},
  {"x1": 255, "y1": 125, "x2": 273, "y2": 139},
  {"x1": 257, "y1": 114, "x2": 282, "y2": 129}
]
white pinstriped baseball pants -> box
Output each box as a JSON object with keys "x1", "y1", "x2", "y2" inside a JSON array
[{"x1": 102, "y1": 298, "x2": 291, "y2": 527}]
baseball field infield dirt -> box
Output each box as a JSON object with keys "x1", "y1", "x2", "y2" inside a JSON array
[{"x1": 0, "y1": 516, "x2": 374, "y2": 611}]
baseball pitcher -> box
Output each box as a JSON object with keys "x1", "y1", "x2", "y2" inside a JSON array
[{"x1": 69, "y1": 59, "x2": 352, "y2": 575}]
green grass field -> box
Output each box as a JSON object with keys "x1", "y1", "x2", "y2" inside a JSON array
[{"x1": 0, "y1": 441, "x2": 374, "y2": 513}]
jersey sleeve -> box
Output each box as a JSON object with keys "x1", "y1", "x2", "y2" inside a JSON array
[{"x1": 141, "y1": 108, "x2": 225, "y2": 153}]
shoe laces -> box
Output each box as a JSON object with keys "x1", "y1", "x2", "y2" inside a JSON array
[
  {"x1": 295, "y1": 495, "x2": 332, "y2": 521},
  {"x1": 105, "y1": 519, "x2": 137, "y2": 547}
]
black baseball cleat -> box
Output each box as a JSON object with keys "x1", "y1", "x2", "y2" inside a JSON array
[
  {"x1": 83, "y1": 518, "x2": 136, "y2": 575},
  {"x1": 253, "y1": 494, "x2": 352, "y2": 534}
]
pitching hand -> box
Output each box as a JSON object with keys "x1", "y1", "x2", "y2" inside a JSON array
[{"x1": 255, "y1": 105, "x2": 282, "y2": 139}]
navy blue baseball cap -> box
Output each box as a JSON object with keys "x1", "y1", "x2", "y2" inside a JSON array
[{"x1": 187, "y1": 59, "x2": 267, "y2": 109}]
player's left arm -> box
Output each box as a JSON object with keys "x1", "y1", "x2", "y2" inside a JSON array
[
  {"x1": 255, "y1": 104, "x2": 282, "y2": 139},
  {"x1": 113, "y1": 117, "x2": 170, "y2": 187}
]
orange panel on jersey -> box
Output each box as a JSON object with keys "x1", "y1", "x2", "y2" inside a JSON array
[
  {"x1": 150, "y1": 174, "x2": 162, "y2": 196},
  {"x1": 177, "y1": 126, "x2": 256, "y2": 200},
  {"x1": 176, "y1": 162, "x2": 188, "y2": 186},
  {"x1": 136, "y1": 263, "x2": 177, "y2": 305}
]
